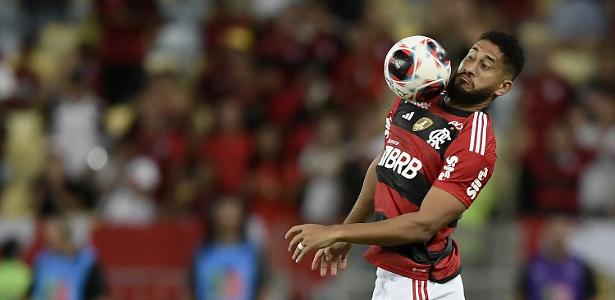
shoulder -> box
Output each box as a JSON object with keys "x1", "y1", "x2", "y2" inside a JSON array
[{"x1": 456, "y1": 111, "x2": 496, "y2": 159}]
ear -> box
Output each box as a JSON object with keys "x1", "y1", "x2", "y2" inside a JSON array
[{"x1": 494, "y1": 80, "x2": 512, "y2": 97}]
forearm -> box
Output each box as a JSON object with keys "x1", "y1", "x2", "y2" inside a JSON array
[
  {"x1": 343, "y1": 154, "x2": 380, "y2": 224},
  {"x1": 333, "y1": 212, "x2": 435, "y2": 246}
]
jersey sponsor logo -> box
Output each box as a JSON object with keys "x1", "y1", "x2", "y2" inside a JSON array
[
  {"x1": 438, "y1": 155, "x2": 458, "y2": 180},
  {"x1": 469, "y1": 112, "x2": 488, "y2": 155},
  {"x1": 409, "y1": 100, "x2": 431, "y2": 110},
  {"x1": 466, "y1": 167, "x2": 488, "y2": 200},
  {"x1": 385, "y1": 116, "x2": 392, "y2": 138},
  {"x1": 412, "y1": 117, "x2": 433, "y2": 131},
  {"x1": 378, "y1": 145, "x2": 423, "y2": 179},
  {"x1": 427, "y1": 128, "x2": 451, "y2": 150},
  {"x1": 387, "y1": 139, "x2": 400, "y2": 145},
  {"x1": 448, "y1": 120, "x2": 463, "y2": 130}
]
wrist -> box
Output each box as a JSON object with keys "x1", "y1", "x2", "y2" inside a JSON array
[{"x1": 330, "y1": 224, "x2": 346, "y2": 242}]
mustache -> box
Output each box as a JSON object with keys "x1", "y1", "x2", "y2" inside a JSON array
[{"x1": 454, "y1": 72, "x2": 472, "y2": 78}]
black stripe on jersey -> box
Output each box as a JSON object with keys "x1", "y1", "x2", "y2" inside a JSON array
[
  {"x1": 372, "y1": 212, "x2": 456, "y2": 269},
  {"x1": 393, "y1": 101, "x2": 459, "y2": 159},
  {"x1": 376, "y1": 210, "x2": 457, "y2": 228},
  {"x1": 376, "y1": 165, "x2": 431, "y2": 207}
]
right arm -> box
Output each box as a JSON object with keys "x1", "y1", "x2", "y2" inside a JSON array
[{"x1": 311, "y1": 153, "x2": 380, "y2": 276}]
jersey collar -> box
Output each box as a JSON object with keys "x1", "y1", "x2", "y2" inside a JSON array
[{"x1": 438, "y1": 96, "x2": 475, "y2": 118}]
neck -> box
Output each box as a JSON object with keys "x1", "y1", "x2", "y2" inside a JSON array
[
  {"x1": 215, "y1": 230, "x2": 242, "y2": 244},
  {"x1": 55, "y1": 244, "x2": 78, "y2": 255},
  {"x1": 445, "y1": 95, "x2": 492, "y2": 112}
]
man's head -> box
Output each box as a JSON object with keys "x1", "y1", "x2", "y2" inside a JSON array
[
  {"x1": 205, "y1": 195, "x2": 249, "y2": 244},
  {"x1": 43, "y1": 216, "x2": 76, "y2": 255},
  {"x1": 448, "y1": 31, "x2": 525, "y2": 106}
]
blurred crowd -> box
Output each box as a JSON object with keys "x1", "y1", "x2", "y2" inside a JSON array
[{"x1": 0, "y1": 0, "x2": 614, "y2": 299}]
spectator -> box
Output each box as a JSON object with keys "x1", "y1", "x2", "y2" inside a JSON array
[
  {"x1": 199, "y1": 100, "x2": 253, "y2": 194},
  {"x1": 573, "y1": 82, "x2": 615, "y2": 156},
  {"x1": 50, "y1": 67, "x2": 103, "y2": 180},
  {"x1": 189, "y1": 196, "x2": 267, "y2": 300},
  {"x1": 299, "y1": 112, "x2": 345, "y2": 223},
  {"x1": 95, "y1": 0, "x2": 158, "y2": 103},
  {"x1": 29, "y1": 215, "x2": 107, "y2": 300},
  {"x1": 520, "y1": 122, "x2": 593, "y2": 214},
  {"x1": 0, "y1": 239, "x2": 30, "y2": 299},
  {"x1": 518, "y1": 215, "x2": 597, "y2": 300},
  {"x1": 99, "y1": 156, "x2": 160, "y2": 225}
]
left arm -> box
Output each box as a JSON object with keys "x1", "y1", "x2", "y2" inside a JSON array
[
  {"x1": 286, "y1": 186, "x2": 466, "y2": 262},
  {"x1": 336, "y1": 187, "x2": 465, "y2": 245}
]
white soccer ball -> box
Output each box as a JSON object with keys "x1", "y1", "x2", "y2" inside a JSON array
[{"x1": 384, "y1": 35, "x2": 451, "y2": 101}]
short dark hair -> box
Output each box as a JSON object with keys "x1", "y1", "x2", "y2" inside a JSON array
[{"x1": 479, "y1": 31, "x2": 524, "y2": 80}]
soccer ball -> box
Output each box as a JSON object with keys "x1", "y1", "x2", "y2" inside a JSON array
[{"x1": 384, "y1": 35, "x2": 451, "y2": 101}]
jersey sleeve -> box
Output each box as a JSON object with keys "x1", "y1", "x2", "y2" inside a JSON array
[{"x1": 432, "y1": 112, "x2": 496, "y2": 207}]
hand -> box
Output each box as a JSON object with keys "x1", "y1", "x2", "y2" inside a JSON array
[
  {"x1": 285, "y1": 224, "x2": 338, "y2": 263},
  {"x1": 312, "y1": 242, "x2": 352, "y2": 277}
]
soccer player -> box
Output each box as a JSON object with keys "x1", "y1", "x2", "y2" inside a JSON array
[{"x1": 285, "y1": 31, "x2": 524, "y2": 299}]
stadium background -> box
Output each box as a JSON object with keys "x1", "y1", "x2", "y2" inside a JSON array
[{"x1": 0, "y1": 0, "x2": 614, "y2": 299}]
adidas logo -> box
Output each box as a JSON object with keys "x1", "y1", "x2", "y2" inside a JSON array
[{"x1": 402, "y1": 112, "x2": 414, "y2": 121}]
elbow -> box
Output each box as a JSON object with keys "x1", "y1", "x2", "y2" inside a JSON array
[
  {"x1": 418, "y1": 226, "x2": 439, "y2": 243},
  {"x1": 403, "y1": 220, "x2": 438, "y2": 243}
]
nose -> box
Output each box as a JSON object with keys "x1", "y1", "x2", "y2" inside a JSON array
[{"x1": 460, "y1": 61, "x2": 477, "y2": 77}]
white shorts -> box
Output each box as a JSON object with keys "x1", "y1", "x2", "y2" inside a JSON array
[{"x1": 371, "y1": 268, "x2": 465, "y2": 300}]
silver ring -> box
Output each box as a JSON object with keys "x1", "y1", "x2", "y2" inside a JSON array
[{"x1": 297, "y1": 242, "x2": 305, "y2": 250}]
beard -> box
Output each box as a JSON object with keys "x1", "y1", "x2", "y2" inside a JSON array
[{"x1": 446, "y1": 73, "x2": 495, "y2": 106}]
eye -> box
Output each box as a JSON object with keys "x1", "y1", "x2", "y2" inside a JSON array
[
  {"x1": 466, "y1": 55, "x2": 475, "y2": 62},
  {"x1": 481, "y1": 63, "x2": 491, "y2": 70}
]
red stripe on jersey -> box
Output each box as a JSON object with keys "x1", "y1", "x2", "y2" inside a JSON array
[
  {"x1": 423, "y1": 280, "x2": 429, "y2": 300},
  {"x1": 418, "y1": 281, "x2": 424, "y2": 300}
]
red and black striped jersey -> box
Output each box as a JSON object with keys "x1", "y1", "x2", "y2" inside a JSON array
[{"x1": 364, "y1": 95, "x2": 496, "y2": 283}]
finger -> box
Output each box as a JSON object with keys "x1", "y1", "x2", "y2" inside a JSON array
[
  {"x1": 284, "y1": 225, "x2": 303, "y2": 239},
  {"x1": 330, "y1": 258, "x2": 338, "y2": 276},
  {"x1": 320, "y1": 256, "x2": 328, "y2": 276},
  {"x1": 288, "y1": 234, "x2": 303, "y2": 252},
  {"x1": 295, "y1": 244, "x2": 312, "y2": 263},
  {"x1": 324, "y1": 247, "x2": 332, "y2": 262},
  {"x1": 340, "y1": 254, "x2": 348, "y2": 270},
  {"x1": 312, "y1": 249, "x2": 324, "y2": 270},
  {"x1": 292, "y1": 244, "x2": 303, "y2": 261}
]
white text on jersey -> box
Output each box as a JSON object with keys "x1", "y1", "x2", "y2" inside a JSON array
[
  {"x1": 438, "y1": 156, "x2": 458, "y2": 180},
  {"x1": 466, "y1": 167, "x2": 489, "y2": 200},
  {"x1": 378, "y1": 145, "x2": 423, "y2": 179}
]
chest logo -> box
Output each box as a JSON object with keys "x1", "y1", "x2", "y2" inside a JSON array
[
  {"x1": 427, "y1": 128, "x2": 451, "y2": 150},
  {"x1": 412, "y1": 117, "x2": 433, "y2": 131}
]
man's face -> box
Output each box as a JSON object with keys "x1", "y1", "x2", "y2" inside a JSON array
[
  {"x1": 44, "y1": 219, "x2": 70, "y2": 253},
  {"x1": 448, "y1": 40, "x2": 511, "y2": 105}
]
